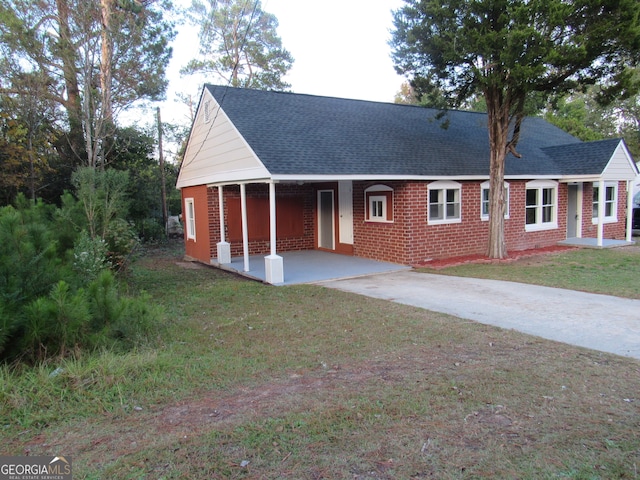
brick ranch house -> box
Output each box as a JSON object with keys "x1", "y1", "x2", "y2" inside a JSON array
[{"x1": 176, "y1": 85, "x2": 638, "y2": 284}]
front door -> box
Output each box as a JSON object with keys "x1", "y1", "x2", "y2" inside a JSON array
[
  {"x1": 567, "y1": 184, "x2": 582, "y2": 238},
  {"x1": 317, "y1": 183, "x2": 355, "y2": 254}
]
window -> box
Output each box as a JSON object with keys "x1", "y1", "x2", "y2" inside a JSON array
[
  {"x1": 185, "y1": 198, "x2": 196, "y2": 240},
  {"x1": 481, "y1": 181, "x2": 510, "y2": 220},
  {"x1": 525, "y1": 180, "x2": 558, "y2": 231},
  {"x1": 365, "y1": 185, "x2": 393, "y2": 222},
  {"x1": 592, "y1": 182, "x2": 618, "y2": 223},
  {"x1": 428, "y1": 181, "x2": 461, "y2": 224},
  {"x1": 370, "y1": 196, "x2": 386, "y2": 219}
]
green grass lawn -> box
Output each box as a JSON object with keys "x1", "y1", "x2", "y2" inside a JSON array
[
  {"x1": 420, "y1": 245, "x2": 640, "y2": 299},
  {"x1": 2, "y1": 243, "x2": 640, "y2": 479}
]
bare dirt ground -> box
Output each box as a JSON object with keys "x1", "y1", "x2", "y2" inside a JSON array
[{"x1": 17, "y1": 341, "x2": 546, "y2": 473}]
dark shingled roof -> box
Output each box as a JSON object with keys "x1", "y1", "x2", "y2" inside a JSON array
[{"x1": 206, "y1": 85, "x2": 619, "y2": 178}]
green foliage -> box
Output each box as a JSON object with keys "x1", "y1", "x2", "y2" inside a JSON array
[
  {"x1": 183, "y1": 0, "x2": 293, "y2": 90},
  {"x1": 0, "y1": 201, "x2": 64, "y2": 311},
  {"x1": 73, "y1": 230, "x2": 110, "y2": 283},
  {"x1": 391, "y1": 0, "x2": 640, "y2": 258},
  {"x1": 392, "y1": 0, "x2": 640, "y2": 119},
  {"x1": 0, "y1": 0, "x2": 176, "y2": 170},
  {"x1": 0, "y1": 197, "x2": 161, "y2": 364},
  {"x1": 22, "y1": 281, "x2": 91, "y2": 362},
  {"x1": 71, "y1": 166, "x2": 139, "y2": 270}
]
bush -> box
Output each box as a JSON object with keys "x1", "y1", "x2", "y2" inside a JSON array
[
  {"x1": 73, "y1": 231, "x2": 110, "y2": 282},
  {"x1": 103, "y1": 218, "x2": 138, "y2": 272},
  {"x1": 0, "y1": 197, "x2": 162, "y2": 365}
]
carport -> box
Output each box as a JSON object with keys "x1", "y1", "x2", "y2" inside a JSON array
[{"x1": 211, "y1": 250, "x2": 410, "y2": 285}]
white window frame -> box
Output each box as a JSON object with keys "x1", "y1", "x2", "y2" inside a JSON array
[
  {"x1": 525, "y1": 180, "x2": 558, "y2": 232},
  {"x1": 369, "y1": 195, "x2": 387, "y2": 221},
  {"x1": 480, "y1": 181, "x2": 510, "y2": 221},
  {"x1": 364, "y1": 185, "x2": 393, "y2": 223},
  {"x1": 185, "y1": 197, "x2": 196, "y2": 240},
  {"x1": 592, "y1": 182, "x2": 618, "y2": 224},
  {"x1": 428, "y1": 181, "x2": 462, "y2": 225}
]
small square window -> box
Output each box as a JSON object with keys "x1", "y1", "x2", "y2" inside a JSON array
[{"x1": 365, "y1": 185, "x2": 393, "y2": 223}]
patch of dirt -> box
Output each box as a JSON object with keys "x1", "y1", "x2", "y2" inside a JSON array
[
  {"x1": 19, "y1": 360, "x2": 412, "y2": 459},
  {"x1": 17, "y1": 349, "x2": 525, "y2": 466},
  {"x1": 175, "y1": 260, "x2": 205, "y2": 269}
]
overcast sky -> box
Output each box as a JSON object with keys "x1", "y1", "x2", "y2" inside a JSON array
[{"x1": 157, "y1": 0, "x2": 407, "y2": 126}]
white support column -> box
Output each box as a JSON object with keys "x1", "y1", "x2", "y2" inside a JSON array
[
  {"x1": 216, "y1": 185, "x2": 231, "y2": 264},
  {"x1": 597, "y1": 179, "x2": 605, "y2": 247},
  {"x1": 240, "y1": 183, "x2": 250, "y2": 272},
  {"x1": 265, "y1": 181, "x2": 284, "y2": 284},
  {"x1": 626, "y1": 180, "x2": 633, "y2": 242}
]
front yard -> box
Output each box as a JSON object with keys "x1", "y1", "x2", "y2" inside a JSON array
[{"x1": 2, "y1": 243, "x2": 640, "y2": 479}]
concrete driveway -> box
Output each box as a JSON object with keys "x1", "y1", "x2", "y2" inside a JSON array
[{"x1": 320, "y1": 270, "x2": 640, "y2": 360}]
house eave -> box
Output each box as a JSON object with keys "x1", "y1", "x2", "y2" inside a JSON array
[{"x1": 180, "y1": 173, "x2": 626, "y2": 188}]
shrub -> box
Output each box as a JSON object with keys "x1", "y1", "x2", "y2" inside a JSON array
[
  {"x1": 0, "y1": 198, "x2": 162, "y2": 364},
  {"x1": 103, "y1": 218, "x2": 138, "y2": 272},
  {"x1": 21, "y1": 282, "x2": 90, "y2": 362},
  {"x1": 73, "y1": 231, "x2": 110, "y2": 283}
]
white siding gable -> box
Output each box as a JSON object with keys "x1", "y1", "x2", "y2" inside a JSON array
[
  {"x1": 176, "y1": 89, "x2": 271, "y2": 189},
  {"x1": 602, "y1": 141, "x2": 639, "y2": 181}
]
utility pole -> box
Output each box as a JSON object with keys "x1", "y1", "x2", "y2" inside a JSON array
[{"x1": 157, "y1": 107, "x2": 168, "y2": 237}]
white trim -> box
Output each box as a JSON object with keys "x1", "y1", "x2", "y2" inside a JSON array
[
  {"x1": 185, "y1": 197, "x2": 196, "y2": 240},
  {"x1": 270, "y1": 174, "x2": 584, "y2": 183},
  {"x1": 428, "y1": 181, "x2": 462, "y2": 225},
  {"x1": 192, "y1": 174, "x2": 640, "y2": 189},
  {"x1": 368, "y1": 195, "x2": 389, "y2": 222},
  {"x1": 204, "y1": 100, "x2": 211, "y2": 123},
  {"x1": 364, "y1": 184, "x2": 394, "y2": 223},
  {"x1": 480, "y1": 181, "x2": 510, "y2": 221},
  {"x1": 176, "y1": 88, "x2": 271, "y2": 189},
  {"x1": 591, "y1": 181, "x2": 618, "y2": 225},
  {"x1": 626, "y1": 180, "x2": 633, "y2": 242},
  {"x1": 525, "y1": 180, "x2": 558, "y2": 232},
  {"x1": 240, "y1": 184, "x2": 250, "y2": 272}
]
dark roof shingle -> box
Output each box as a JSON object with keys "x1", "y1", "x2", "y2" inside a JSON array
[{"x1": 206, "y1": 85, "x2": 619, "y2": 177}]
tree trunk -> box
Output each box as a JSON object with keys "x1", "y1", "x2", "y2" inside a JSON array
[
  {"x1": 100, "y1": 0, "x2": 114, "y2": 126},
  {"x1": 55, "y1": 0, "x2": 86, "y2": 164},
  {"x1": 485, "y1": 86, "x2": 510, "y2": 259}
]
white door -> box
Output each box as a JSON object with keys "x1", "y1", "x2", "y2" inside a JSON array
[
  {"x1": 567, "y1": 184, "x2": 582, "y2": 238},
  {"x1": 338, "y1": 181, "x2": 354, "y2": 245}
]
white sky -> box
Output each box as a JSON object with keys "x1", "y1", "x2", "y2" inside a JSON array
[{"x1": 157, "y1": 0, "x2": 407, "y2": 126}]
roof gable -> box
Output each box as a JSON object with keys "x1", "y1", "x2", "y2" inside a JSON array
[
  {"x1": 541, "y1": 138, "x2": 638, "y2": 179},
  {"x1": 179, "y1": 85, "x2": 637, "y2": 185},
  {"x1": 176, "y1": 89, "x2": 270, "y2": 188}
]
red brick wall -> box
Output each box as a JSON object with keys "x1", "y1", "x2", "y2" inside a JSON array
[
  {"x1": 353, "y1": 180, "x2": 576, "y2": 264},
  {"x1": 209, "y1": 183, "x2": 315, "y2": 258},
  {"x1": 189, "y1": 179, "x2": 630, "y2": 266},
  {"x1": 181, "y1": 185, "x2": 212, "y2": 263}
]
